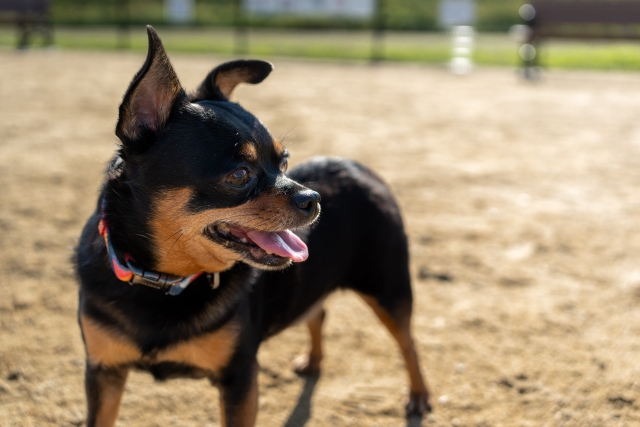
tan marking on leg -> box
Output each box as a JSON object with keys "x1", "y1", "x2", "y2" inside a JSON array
[
  {"x1": 293, "y1": 307, "x2": 325, "y2": 376},
  {"x1": 156, "y1": 321, "x2": 239, "y2": 373},
  {"x1": 218, "y1": 392, "x2": 227, "y2": 427},
  {"x1": 93, "y1": 371, "x2": 128, "y2": 427},
  {"x1": 308, "y1": 309, "x2": 324, "y2": 362},
  {"x1": 80, "y1": 315, "x2": 141, "y2": 367},
  {"x1": 220, "y1": 364, "x2": 258, "y2": 427},
  {"x1": 151, "y1": 187, "x2": 309, "y2": 276},
  {"x1": 356, "y1": 293, "x2": 431, "y2": 414}
]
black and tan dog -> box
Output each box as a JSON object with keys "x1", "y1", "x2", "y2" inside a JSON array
[{"x1": 75, "y1": 26, "x2": 431, "y2": 427}]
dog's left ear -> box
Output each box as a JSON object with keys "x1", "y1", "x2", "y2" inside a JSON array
[
  {"x1": 189, "y1": 60, "x2": 273, "y2": 102},
  {"x1": 116, "y1": 26, "x2": 184, "y2": 152}
]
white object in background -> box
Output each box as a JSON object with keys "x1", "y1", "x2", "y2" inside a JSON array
[
  {"x1": 509, "y1": 24, "x2": 532, "y2": 43},
  {"x1": 438, "y1": 0, "x2": 476, "y2": 27},
  {"x1": 243, "y1": 0, "x2": 375, "y2": 19},
  {"x1": 438, "y1": 0, "x2": 476, "y2": 74},
  {"x1": 165, "y1": 0, "x2": 195, "y2": 24},
  {"x1": 519, "y1": 4, "x2": 536, "y2": 22},
  {"x1": 449, "y1": 25, "x2": 475, "y2": 74}
]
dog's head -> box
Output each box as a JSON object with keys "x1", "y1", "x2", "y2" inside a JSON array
[{"x1": 109, "y1": 26, "x2": 320, "y2": 276}]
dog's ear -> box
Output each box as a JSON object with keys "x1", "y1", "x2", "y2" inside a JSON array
[
  {"x1": 116, "y1": 26, "x2": 184, "y2": 153},
  {"x1": 189, "y1": 60, "x2": 273, "y2": 102}
]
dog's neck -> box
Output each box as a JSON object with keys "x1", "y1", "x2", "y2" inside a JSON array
[
  {"x1": 99, "y1": 214, "x2": 214, "y2": 295},
  {"x1": 99, "y1": 179, "x2": 217, "y2": 295}
]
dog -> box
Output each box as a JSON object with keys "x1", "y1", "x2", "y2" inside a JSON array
[{"x1": 75, "y1": 26, "x2": 431, "y2": 427}]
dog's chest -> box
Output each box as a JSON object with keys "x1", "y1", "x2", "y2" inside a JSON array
[{"x1": 80, "y1": 314, "x2": 238, "y2": 376}]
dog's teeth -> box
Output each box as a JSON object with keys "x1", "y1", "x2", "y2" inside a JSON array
[
  {"x1": 265, "y1": 250, "x2": 273, "y2": 255},
  {"x1": 240, "y1": 238, "x2": 248, "y2": 244},
  {"x1": 218, "y1": 223, "x2": 230, "y2": 233}
]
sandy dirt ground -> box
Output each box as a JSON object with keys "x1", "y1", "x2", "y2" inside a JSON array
[{"x1": 1, "y1": 47, "x2": 640, "y2": 427}]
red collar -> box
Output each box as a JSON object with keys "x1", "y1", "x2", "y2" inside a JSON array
[{"x1": 98, "y1": 207, "x2": 218, "y2": 295}]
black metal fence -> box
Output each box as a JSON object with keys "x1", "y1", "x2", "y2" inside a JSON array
[{"x1": 48, "y1": 0, "x2": 519, "y2": 31}]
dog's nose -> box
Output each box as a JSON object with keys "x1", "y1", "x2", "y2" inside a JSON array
[{"x1": 293, "y1": 190, "x2": 320, "y2": 217}]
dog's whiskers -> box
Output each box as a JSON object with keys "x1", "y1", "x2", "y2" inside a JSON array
[
  {"x1": 165, "y1": 230, "x2": 185, "y2": 260},
  {"x1": 278, "y1": 127, "x2": 296, "y2": 148},
  {"x1": 161, "y1": 229, "x2": 183, "y2": 244}
]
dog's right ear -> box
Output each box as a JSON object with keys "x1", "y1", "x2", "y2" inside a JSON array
[
  {"x1": 189, "y1": 60, "x2": 273, "y2": 102},
  {"x1": 116, "y1": 26, "x2": 184, "y2": 154}
]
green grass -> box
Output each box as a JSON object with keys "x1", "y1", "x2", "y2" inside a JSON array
[
  {"x1": 542, "y1": 42, "x2": 640, "y2": 71},
  {"x1": 2, "y1": 26, "x2": 640, "y2": 71}
]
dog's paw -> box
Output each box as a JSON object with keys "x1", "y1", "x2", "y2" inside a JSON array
[
  {"x1": 292, "y1": 353, "x2": 321, "y2": 377},
  {"x1": 405, "y1": 391, "x2": 432, "y2": 417}
]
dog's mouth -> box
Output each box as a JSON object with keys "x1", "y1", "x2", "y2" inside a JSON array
[{"x1": 204, "y1": 222, "x2": 308, "y2": 269}]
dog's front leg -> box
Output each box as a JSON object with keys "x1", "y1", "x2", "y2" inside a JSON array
[
  {"x1": 85, "y1": 363, "x2": 129, "y2": 427},
  {"x1": 218, "y1": 360, "x2": 259, "y2": 427}
]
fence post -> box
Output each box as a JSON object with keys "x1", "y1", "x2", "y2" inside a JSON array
[
  {"x1": 371, "y1": 0, "x2": 386, "y2": 62},
  {"x1": 234, "y1": 0, "x2": 248, "y2": 55},
  {"x1": 42, "y1": 0, "x2": 54, "y2": 46},
  {"x1": 116, "y1": 0, "x2": 131, "y2": 49}
]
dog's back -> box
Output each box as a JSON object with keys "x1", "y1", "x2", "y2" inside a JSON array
[
  {"x1": 253, "y1": 157, "x2": 412, "y2": 338},
  {"x1": 248, "y1": 156, "x2": 431, "y2": 415}
]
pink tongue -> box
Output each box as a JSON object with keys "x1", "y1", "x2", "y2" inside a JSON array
[{"x1": 245, "y1": 229, "x2": 309, "y2": 262}]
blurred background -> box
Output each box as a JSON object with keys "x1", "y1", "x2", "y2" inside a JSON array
[
  {"x1": 2, "y1": 1, "x2": 640, "y2": 426},
  {"x1": 2, "y1": 0, "x2": 640, "y2": 70}
]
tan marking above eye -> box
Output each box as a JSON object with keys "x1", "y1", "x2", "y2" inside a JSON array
[
  {"x1": 239, "y1": 143, "x2": 257, "y2": 162},
  {"x1": 273, "y1": 140, "x2": 284, "y2": 156}
]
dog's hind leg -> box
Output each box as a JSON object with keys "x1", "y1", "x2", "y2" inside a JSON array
[
  {"x1": 357, "y1": 292, "x2": 432, "y2": 417},
  {"x1": 85, "y1": 364, "x2": 129, "y2": 427},
  {"x1": 292, "y1": 305, "x2": 326, "y2": 376}
]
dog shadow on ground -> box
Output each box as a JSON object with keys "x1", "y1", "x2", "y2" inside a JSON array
[
  {"x1": 282, "y1": 376, "x2": 319, "y2": 427},
  {"x1": 281, "y1": 375, "x2": 424, "y2": 427},
  {"x1": 406, "y1": 415, "x2": 424, "y2": 427}
]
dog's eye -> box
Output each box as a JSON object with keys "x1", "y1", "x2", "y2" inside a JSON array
[
  {"x1": 280, "y1": 157, "x2": 288, "y2": 173},
  {"x1": 226, "y1": 168, "x2": 249, "y2": 188}
]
